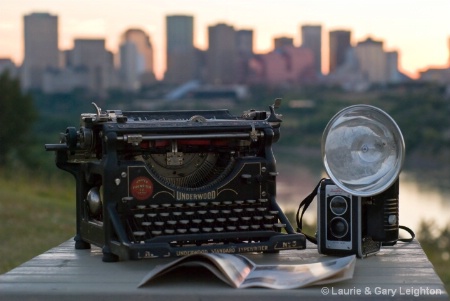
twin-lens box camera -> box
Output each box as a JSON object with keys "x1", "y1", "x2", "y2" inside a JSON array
[
  {"x1": 316, "y1": 105, "x2": 405, "y2": 258},
  {"x1": 317, "y1": 178, "x2": 399, "y2": 257}
]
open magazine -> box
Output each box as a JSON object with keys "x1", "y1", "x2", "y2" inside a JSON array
[{"x1": 138, "y1": 253, "x2": 356, "y2": 289}]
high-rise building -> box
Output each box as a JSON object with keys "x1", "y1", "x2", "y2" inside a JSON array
[
  {"x1": 72, "y1": 39, "x2": 114, "y2": 93},
  {"x1": 236, "y1": 30, "x2": 253, "y2": 56},
  {"x1": 119, "y1": 28, "x2": 155, "y2": 90},
  {"x1": 165, "y1": 15, "x2": 197, "y2": 84},
  {"x1": 386, "y1": 50, "x2": 402, "y2": 83},
  {"x1": 120, "y1": 42, "x2": 140, "y2": 91},
  {"x1": 22, "y1": 12, "x2": 59, "y2": 90},
  {"x1": 248, "y1": 46, "x2": 314, "y2": 86},
  {"x1": 274, "y1": 37, "x2": 294, "y2": 50},
  {"x1": 301, "y1": 25, "x2": 322, "y2": 75},
  {"x1": 207, "y1": 23, "x2": 238, "y2": 85},
  {"x1": 354, "y1": 37, "x2": 388, "y2": 84},
  {"x1": 329, "y1": 30, "x2": 351, "y2": 74},
  {"x1": 236, "y1": 29, "x2": 254, "y2": 83}
]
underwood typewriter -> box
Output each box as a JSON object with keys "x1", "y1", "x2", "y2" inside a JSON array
[{"x1": 45, "y1": 100, "x2": 306, "y2": 261}]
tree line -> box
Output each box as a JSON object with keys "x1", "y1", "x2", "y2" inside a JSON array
[{"x1": 1, "y1": 71, "x2": 449, "y2": 172}]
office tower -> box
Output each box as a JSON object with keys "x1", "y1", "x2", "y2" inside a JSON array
[
  {"x1": 386, "y1": 50, "x2": 401, "y2": 83},
  {"x1": 22, "y1": 12, "x2": 59, "y2": 90},
  {"x1": 248, "y1": 46, "x2": 314, "y2": 86},
  {"x1": 72, "y1": 39, "x2": 113, "y2": 93},
  {"x1": 301, "y1": 25, "x2": 322, "y2": 75},
  {"x1": 207, "y1": 23, "x2": 238, "y2": 85},
  {"x1": 207, "y1": 23, "x2": 239, "y2": 85},
  {"x1": 236, "y1": 30, "x2": 253, "y2": 56},
  {"x1": 165, "y1": 15, "x2": 197, "y2": 84},
  {"x1": 274, "y1": 37, "x2": 294, "y2": 50},
  {"x1": 354, "y1": 37, "x2": 388, "y2": 84},
  {"x1": 120, "y1": 42, "x2": 140, "y2": 90},
  {"x1": 119, "y1": 28, "x2": 155, "y2": 90},
  {"x1": 236, "y1": 29, "x2": 253, "y2": 83},
  {"x1": 329, "y1": 30, "x2": 351, "y2": 73}
]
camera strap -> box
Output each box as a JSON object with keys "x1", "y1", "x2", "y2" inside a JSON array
[
  {"x1": 388, "y1": 226, "x2": 415, "y2": 244},
  {"x1": 295, "y1": 178, "x2": 416, "y2": 245},
  {"x1": 295, "y1": 178, "x2": 325, "y2": 244}
]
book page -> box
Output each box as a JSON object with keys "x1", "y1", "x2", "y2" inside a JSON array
[
  {"x1": 138, "y1": 253, "x2": 356, "y2": 289},
  {"x1": 138, "y1": 253, "x2": 255, "y2": 288},
  {"x1": 239, "y1": 255, "x2": 356, "y2": 289}
]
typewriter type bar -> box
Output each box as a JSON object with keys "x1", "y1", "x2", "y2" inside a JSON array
[{"x1": 45, "y1": 101, "x2": 306, "y2": 262}]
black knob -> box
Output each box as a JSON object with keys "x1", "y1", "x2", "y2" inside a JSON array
[{"x1": 65, "y1": 127, "x2": 78, "y2": 151}]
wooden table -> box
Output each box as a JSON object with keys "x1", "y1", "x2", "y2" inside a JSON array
[{"x1": 0, "y1": 238, "x2": 447, "y2": 300}]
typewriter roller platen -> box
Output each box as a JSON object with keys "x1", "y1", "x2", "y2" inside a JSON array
[{"x1": 45, "y1": 100, "x2": 306, "y2": 262}]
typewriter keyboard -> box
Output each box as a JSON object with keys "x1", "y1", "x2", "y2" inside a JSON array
[{"x1": 125, "y1": 198, "x2": 287, "y2": 244}]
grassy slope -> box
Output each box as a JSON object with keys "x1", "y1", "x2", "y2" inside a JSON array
[{"x1": 0, "y1": 170, "x2": 75, "y2": 273}]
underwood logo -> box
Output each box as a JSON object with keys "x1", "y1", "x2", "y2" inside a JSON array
[{"x1": 176, "y1": 190, "x2": 217, "y2": 201}]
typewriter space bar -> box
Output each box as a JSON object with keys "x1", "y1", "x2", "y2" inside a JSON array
[{"x1": 146, "y1": 231, "x2": 295, "y2": 243}]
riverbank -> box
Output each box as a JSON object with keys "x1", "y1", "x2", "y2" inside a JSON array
[{"x1": 275, "y1": 145, "x2": 450, "y2": 191}]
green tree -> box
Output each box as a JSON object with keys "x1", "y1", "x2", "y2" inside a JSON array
[{"x1": 0, "y1": 71, "x2": 37, "y2": 165}]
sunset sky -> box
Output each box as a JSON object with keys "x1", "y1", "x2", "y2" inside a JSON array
[{"x1": 1, "y1": 0, "x2": 449, "y2": 79}]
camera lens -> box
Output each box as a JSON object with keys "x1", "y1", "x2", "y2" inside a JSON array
[
  {"x1": 329, "y1": 196, "x2": 347, "y2": 215},
  {"x1": 329, "y1": 217, "x2": 348, "y2": 238}
]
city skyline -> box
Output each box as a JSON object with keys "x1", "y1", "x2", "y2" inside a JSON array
[{"x1": 1, "y1": 0, "x2": 449, "y2": 80}]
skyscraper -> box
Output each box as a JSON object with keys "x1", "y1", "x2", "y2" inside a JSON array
[
  {"x1": 248, "y1": 46, "x2": 314, "y2": 86},
  {"x1": 236, "y1": 30, "x2": 253, "y2": 56},
  {"x1": 72, "y1": 39, "x2": 113, "y2": 94},
  {"x1": 236, "y1": 29, "x2": 253, "y2": 83},
  {"x1": 119, "y1": 28, "x2": 155, "y2": 90},
  {"x1": 274, "y1": 37, "x2": 294, "y2": 50},
  {"x1": 301, "y1": 25, "x2": 322, "y2": 75},
  {"x1": 22, "y1": 12, "x2": 59, "y2": 90},
  {"x1": 354, "y1": 37, "x2": 388, "y2": 84},
  {"x1": 165, "y1": 15, "x2": 197, "y2": 84},
  {"x1": 329, "y1": 30, "x2": 351, "y2": 74},
  {"x1": 385, "y1": 50, "x2": 402, "y2": 83},
  {"x1": 207, "y1": 23, "x2": 238, "y2": 85}
]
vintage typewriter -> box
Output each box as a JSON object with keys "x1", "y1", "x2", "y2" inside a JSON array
[{"x1": 45, "y1": 100, "x2": 306, "y2": 261}]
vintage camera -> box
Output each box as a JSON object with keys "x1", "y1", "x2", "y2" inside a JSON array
[
  {"x1": 316, "y1": 105, "x2": 405, "y2": 257},
  {"x1": 317, "y1": 178, "x2": 399, "y2": 257}
]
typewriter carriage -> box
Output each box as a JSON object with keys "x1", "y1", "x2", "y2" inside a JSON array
[{"x1": 46, "y1": 100, "x2": 306, "y2": 261}]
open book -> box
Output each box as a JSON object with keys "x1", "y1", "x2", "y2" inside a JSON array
[{"x1": 138, "y1": 253, "x2": 356, "y2": 289}]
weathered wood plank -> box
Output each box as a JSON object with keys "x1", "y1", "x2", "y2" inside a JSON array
[{"x1": 0, "y1": 239, "x2": 447, "y2": 301}]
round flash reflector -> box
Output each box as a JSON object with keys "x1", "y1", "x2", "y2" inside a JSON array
[{"x1": 322, "y1": 105, "x2": 405, "y2": 197}]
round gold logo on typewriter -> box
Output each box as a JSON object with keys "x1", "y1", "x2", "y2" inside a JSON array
[{"x1": 130, "y1": 176, "x2": 154, "y2": 200}]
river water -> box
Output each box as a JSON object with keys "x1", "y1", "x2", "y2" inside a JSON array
[{"x1": 274, "y1": 162, "x2": 450, "y2": 234}]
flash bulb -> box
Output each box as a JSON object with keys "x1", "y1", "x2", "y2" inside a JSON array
[{"x1": 322, "y1": 105, "x2": 405, "y2": 197}]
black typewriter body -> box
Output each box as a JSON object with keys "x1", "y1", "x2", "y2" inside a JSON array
[{"x1": 45, "y1": 101, "x2": 306, "y2": 261}]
